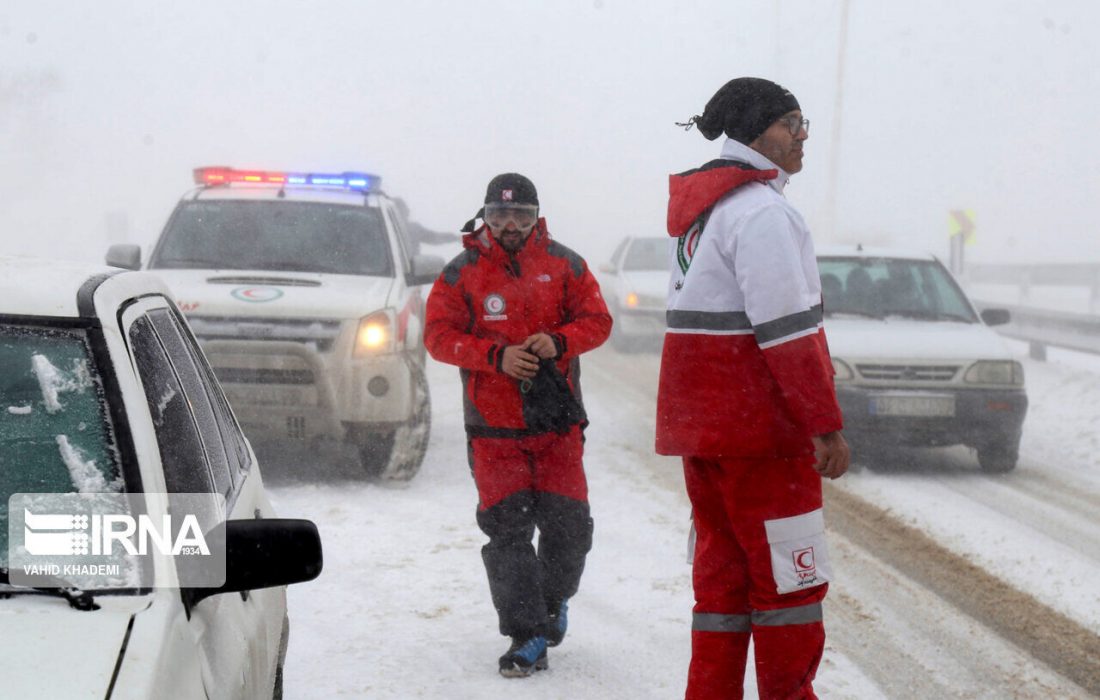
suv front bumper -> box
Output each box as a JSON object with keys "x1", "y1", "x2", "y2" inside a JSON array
[{"x1": 201, "y1": 339, "x2": 414, "y2": 441}]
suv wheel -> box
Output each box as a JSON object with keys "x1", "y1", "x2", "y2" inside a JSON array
[
  {"x1": 346, "y1": 358, "x2": 431, "y2": 481},
  {"x1": 383, "y1": 359, "x2": 431, "y2": 481}
]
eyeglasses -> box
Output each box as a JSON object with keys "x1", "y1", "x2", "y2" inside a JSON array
[
  {"x1": 777, "y1": 116, "x2": 810, "y2": 136},
  {"x1": 484, "y1": 204, "x2": 538, "y2": 231}
]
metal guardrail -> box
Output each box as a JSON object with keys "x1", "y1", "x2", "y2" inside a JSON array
[
  {"x1": 967, "y1": 263, "x2": 1100, "y2": 314},
  {"x1": 966, "y1": 261, "x2": 1100, "y2": 359},
  {"x1": 971, "y1": 300, "x2": 1100, "y2": 360}
]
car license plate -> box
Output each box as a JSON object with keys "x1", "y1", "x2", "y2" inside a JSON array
[{"x1": 869, "y1": 394, "x2": 955, "y2": 417}]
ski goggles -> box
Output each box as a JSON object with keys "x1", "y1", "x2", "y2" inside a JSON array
[{"x1": 484, "y1": 203, "x2": 538, "y2": 231}]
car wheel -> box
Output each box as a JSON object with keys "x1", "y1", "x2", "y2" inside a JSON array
[
  {"x1": 383, "y1": 358, "x2": 431, "y2": 481},
  {"x1": 977, "y1": 445, "x2": 1018, "y2": 473}
]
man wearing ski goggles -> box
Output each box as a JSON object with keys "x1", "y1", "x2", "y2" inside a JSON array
[{"x1": 484, "y1": 203, "x2": 539, "y2": 233}]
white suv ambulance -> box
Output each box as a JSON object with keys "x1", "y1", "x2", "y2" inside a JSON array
[{"x1": 107, "y1": 167, "x2": 443, "y2": 480}]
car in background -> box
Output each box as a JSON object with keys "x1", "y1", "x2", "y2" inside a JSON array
[
  {"x1": 600, "y1": 236, "x2": 669, "y2": 351},
  {"x1": 818, "y1": 245, "x2": 1027, "y2": 472},
  {"x1": 0, "y1": 257, "x2": 321, "y2": 699},
  {"x1": 107, "y1": 167, "x2": 444, "y2": 480}
]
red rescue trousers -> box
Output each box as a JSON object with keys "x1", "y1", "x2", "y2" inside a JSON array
[
  {"x1": 683, "y1": 454, "x2": 829, "y2": 700},
  {"x1": 470, "y1": 426, "x2": 593, "y2": 638}
]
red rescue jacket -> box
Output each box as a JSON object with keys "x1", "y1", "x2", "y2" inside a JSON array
[
  {"x1": 425, "y1": 220, "x2": 611, "y2": 436},
  {"x1": 656, "y1": 158, "x2": 843, "y2": 457}
]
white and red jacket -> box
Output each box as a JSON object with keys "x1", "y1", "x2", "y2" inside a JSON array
[{"x1": 656, "y1": 139, "x2": 843, "y2": 458}]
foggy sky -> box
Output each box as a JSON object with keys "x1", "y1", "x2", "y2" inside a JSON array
[{"x1": 3, "y1": 0, "x2": 1099, "y2": 269}]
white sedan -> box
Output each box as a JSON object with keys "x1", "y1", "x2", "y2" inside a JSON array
[
  {"x1": 599, "y1": 236, "x2": 669, "y2": 351},
  {"x1": 818, "y1": 245, "x2": 1027, "y2": 472},
  {"x1": 0, "y1": 257, "x2": 321, "y2": 699}
]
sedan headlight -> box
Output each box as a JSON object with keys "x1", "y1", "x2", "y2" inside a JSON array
[
  {"x1": 964, "y1": 360, "x2": 1024, "y2": 386},
  {"x1": 354, "y1": 310, "x2": 394, "y2": 357},
  {"x1": 831, "y1": 358, "x2": 854, "y2": 381}
]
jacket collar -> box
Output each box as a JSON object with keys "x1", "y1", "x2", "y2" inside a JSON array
[{"x1": 720, "y1": 138, "x2": 789, "y2": 194}]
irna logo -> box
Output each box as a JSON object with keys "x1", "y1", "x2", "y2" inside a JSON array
[{"x1": 23, "y1": 509, "x2": 210, "y2": 557}]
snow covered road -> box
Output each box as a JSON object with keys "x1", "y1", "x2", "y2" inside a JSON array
[{"x1": 268, "y1": 344, "x2": 1099, "y2": 699}]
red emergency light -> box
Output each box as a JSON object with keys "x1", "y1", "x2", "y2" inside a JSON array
[{"x1": 192, "y1": 167, "x2": 381, "y2": 192}]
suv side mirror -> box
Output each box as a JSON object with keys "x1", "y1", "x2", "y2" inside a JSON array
[
  {"x1": 106, "y1": 244, "x2": 142, "y2": 270},
  {"x1": 408, "y1": 254, "x2": 445, "y2": 287},
  {"x1": 980, "y1": 308, "x2": 1011, "y2": 326},
  {"x1": 188, "y1": 518, "x2": 322, "y2": 606}
]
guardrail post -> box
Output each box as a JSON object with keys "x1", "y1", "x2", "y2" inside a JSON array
[
  {"x1": 1091, "y1": 269, "x2": 1100, "y2": 314},
  {"x1": 1029, "y1": 340, "x2": 1047, "y2": 361}
]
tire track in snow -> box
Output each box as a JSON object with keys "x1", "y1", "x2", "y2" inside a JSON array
[{"x1": 825, "y1": 482, "x2": 1100, "y2": 697}]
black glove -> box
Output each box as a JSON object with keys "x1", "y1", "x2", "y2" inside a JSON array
[{"x1": 520, "y1": 358, "x2": 586, "y2": 435}]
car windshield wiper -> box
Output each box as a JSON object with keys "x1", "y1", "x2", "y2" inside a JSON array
[
  {"x1": 153, "y1": 257, "x2": 225, "y2": 269},
  {"x1": 884, "y1": 309, "x2": 974, "y2": 323},
  {"x1": 0, "y1": 568, "x2": 99, "y2": 611},
  {"x1": 823, "y1": 308, "x2": 883, "y2": 319}
]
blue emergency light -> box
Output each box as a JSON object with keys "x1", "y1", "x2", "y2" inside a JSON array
[{"x1": 193, "y1": 167, "x2": 381, "y2": 192}]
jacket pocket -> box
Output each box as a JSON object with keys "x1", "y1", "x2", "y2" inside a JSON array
[{"x1": 763, "y1": 509, "x2": 831, "y2": 594}]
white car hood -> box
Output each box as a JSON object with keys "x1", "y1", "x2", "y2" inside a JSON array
[
  {"x1": 150, "y1": 269, "x2": 394, "y2": 319},
  {"x1": 0, "y1": 596, "x2": 147, "y2": 696},
  {"x1": 824, "y1": 317, "x2": 1013, "y2": 361}
]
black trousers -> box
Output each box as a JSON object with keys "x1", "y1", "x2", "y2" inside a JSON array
[{"x1": 476, "y1": 490, "x2": 594, "y2": 638}]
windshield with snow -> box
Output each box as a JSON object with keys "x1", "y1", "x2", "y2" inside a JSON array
[
  {"x1": 818, "y1": 257, "x2": 978, "y2": 322},
  {"x1": 151, "y1": 200, "x2": 393, "y2": 276},
  {"x1": 0, "y1": 324, "x2": 122, "y2": 568}
]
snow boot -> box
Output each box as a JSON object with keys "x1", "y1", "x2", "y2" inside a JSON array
[
  {"x1": 498, "y1": 635, "x2": 549, "y2": 678},
  {"x1": 546, "y1": 598, "x2": 569, "y2": 647}
]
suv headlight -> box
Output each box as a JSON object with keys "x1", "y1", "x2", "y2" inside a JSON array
[
  {"x1": 964, "y1": 360, "x2": 1024, "y2": 386},
  {"x1": 354, "y1": 310, "x2": 394, "y2": 357},
  {"x1": 831, "y1": 358, "x2": 854, "y2": 381}
]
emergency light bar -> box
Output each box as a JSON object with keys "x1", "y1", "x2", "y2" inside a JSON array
[{"x1": 193, "y1": 167, "x2": 381, "y2": 192}]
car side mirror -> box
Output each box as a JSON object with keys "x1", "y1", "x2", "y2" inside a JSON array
[
  {"x1": 188, "y1": 518, "x2": 322, "y2": 606},
  {"x1": 106, "y1": 244, "x2": 142, "y2": 270},
  {"x1": 407, "y1": 254, "x2": 445, "y2": 286},
  {"x1": 980, "y1": 308, "x2": 1011, "y2": 326},
  {"x1": 599, "y1": 263, "x2": 617, "y2": 275}
]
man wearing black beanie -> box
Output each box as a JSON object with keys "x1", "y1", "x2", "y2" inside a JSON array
[
  {"x1": 658, "y1": 78, "x2": 850, "y2": 699},
  {"x1": 424, "y1": 173, "x2": 611, "y2": 678}
]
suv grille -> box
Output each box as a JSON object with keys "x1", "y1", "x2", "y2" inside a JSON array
[
  {"x1": 187, "y1": 316, "x2": 342, "y2": 352},
  {"x1": 856, "y1": 364, "x2": 960, "y2": 382}
]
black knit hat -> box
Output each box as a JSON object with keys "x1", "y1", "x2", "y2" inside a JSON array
[
  {"x1": 484, "y1": 172, "x2": 538, "y2": 207},
  {"x1": 683, "y1": 77, "x2": 800, "y2": 144}
]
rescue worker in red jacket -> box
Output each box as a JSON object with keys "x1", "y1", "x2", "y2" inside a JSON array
[
  {"x1": 424, "y1": 173, "x2": 611, "y2": 678},
  {"x1": 657, "y1": 78, "x2": 851, "y2": 699}
]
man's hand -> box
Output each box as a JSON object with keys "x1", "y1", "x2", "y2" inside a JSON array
[
  {"x1": 523, "y1": 333, "x2": 558, "y2": 359},
  {"x1": 501, "y1": 345, "x2": 540, "y2": 380},
  {"x1": 811, "y1": 431, "x2": 850, "y2": 479}
]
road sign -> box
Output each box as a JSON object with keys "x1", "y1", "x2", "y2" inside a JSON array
[
  {"x1": 948, "y1": 209, "x2": 976, "y2": 276},
  {"x1": 948, "y1": 209, "x2": 976, "y2": 244}
]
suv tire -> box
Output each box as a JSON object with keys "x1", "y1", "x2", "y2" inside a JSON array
[
  {"x1": 346, "y1": 358, "x2": 431, "y2": 481},
  {"x1": 383, "y1": 359, "x2": 431, "y2": 481}
]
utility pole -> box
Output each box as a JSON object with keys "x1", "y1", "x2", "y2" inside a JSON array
[{"x1": 823, "y1": 0, "x2": 851, "y2": 240}]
